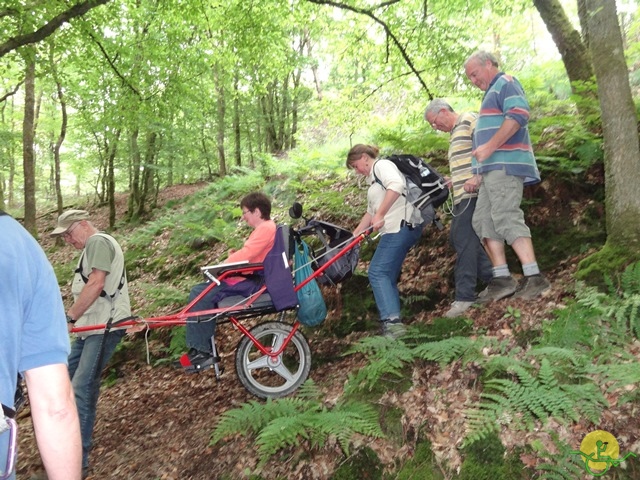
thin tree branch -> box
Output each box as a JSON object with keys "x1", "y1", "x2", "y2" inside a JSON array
[
  {"x1": 0, "y1": 0, "x2": 111, "y2": 58},
  {"x1": 86, "y1": 32, "x2": 143, "y2": 99},
  {"x1": 305, "y1": 0, "x2": 433, "y2": 99},
  {"x1": 0, "y1": 80, "x2": 25, "y2": 103}
]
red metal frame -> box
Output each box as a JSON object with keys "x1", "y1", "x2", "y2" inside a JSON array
[{"x1": 70, "y1": 231, "x2": 368, "y2": 359}]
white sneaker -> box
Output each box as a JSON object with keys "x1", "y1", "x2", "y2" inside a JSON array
[{"x1": 444, "y1": 301, "x2": 474, "y2": 318}]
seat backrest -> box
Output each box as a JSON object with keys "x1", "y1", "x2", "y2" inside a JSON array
[{"x1": 262, "y1": 225, "x2": 298, "y2": 311}]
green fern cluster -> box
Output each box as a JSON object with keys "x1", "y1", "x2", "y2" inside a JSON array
[
  {"x1": 464, "y1": 357, "x2": 607, "y2": 446},
  {"x1": 576, "y1": 261, "x2": 640, "y2": 338},
  {"x1": 590, "y1": 360, "x2": 640, "y2": 405},
  {"x1": 413, "y1": 335, "x2": 494, "y2": 367},
  {"x1": 343, "y1": 333, "x2": 493, "y2": 395},
  {"x1": 531, "y1": 434, "x2": 586, "y2": 480},
  {"x1": 343, "y1": 336, "x2": 414, "y2": 394},
  {"x1": 210, "y1": 381, "x2": 383, "y2": 464}
]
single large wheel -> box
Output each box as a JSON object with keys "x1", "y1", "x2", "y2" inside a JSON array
[{"x1": 235, "y1": 321, "x2": 311, "y2": 399}]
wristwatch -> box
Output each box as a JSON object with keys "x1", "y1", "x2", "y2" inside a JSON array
[{"x1": 66, "y1": 314, "x2": 76, "y2": 324}]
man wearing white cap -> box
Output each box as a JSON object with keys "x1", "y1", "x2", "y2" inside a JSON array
[{"x1": 51, "y1": 210, "x2": 131, "y2": 476}]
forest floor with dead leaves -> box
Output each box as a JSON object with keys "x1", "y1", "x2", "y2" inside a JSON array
[{"x1": 14, "y1": 179, "x2": 640, "y2": 480}]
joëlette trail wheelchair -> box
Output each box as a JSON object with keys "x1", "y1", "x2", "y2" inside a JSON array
[{"x1": 70, "y1": 203, "x2": 366, "y2": 399}]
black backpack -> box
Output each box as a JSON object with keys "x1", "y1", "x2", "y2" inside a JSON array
[{"x1": 374, "y1": 154, "x2": 449, "y2": 227}]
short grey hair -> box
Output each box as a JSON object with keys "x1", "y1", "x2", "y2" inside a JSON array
[
  {"x1": 424, "y1": 98, "x2": 454, "y2": 121},
  {"x1": 464, "y1": 50, "x2": 499, "y2": 69}
]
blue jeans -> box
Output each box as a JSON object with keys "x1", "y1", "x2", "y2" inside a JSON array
[
  {"x1": 186, "y1": 279, "x2": 261, "y2": 353},
  {"x1": 450, "y1": 198, "x2": 493, "y2": 301},
  {"x1": 368, "y1": 222, "x2": 424, "y2": 321},
  {"x1": 68, "y1": 329, "x2": 125, "y2": 469}
]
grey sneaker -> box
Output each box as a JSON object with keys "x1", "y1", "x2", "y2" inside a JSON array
[
  {"x1": 444, "y1": 300, "x2": 474, "y2": 318},
  {"x1": 381, "y1": 319, "x2": 406, "y2": 339},
  {"x1": 512, "y1": 274, "x2": 551, "y2": 300},
  {"x1": 475, "y1": 276, "x2": 517, "y2": 304}
]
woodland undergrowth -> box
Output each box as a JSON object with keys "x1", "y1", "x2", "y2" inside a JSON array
[{"x1": 211, "y1": 261, "x2": 640, "y2": 478}]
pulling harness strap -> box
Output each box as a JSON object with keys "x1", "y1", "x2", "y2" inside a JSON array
[
  {"x1": 75, "y1": 255, "x2": 125, "y2": 300},
  {"x1": 74, "y1": 233, "x2": 126, "y2": 300}
]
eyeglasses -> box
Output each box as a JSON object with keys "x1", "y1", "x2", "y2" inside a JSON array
[
  {"x1": 241, "y1": 209, "x2": 252, "y2": 216},
  {"x1": 62, "y1": 222, "x2": 81, "y2": 239},
  {"x1": 429, "y1": 110, "x2": 443, "y2": 129}
]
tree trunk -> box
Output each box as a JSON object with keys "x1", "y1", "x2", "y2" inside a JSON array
[
  {"x1": 22, "y1": 49, "x2": 37, "y2": 235},
  {"x1": 533, "y1": 0, "x2": 598, "y2": 121},
  {"x1": 233, "y1": 71, "x2": 241, "y2": 167},
  {"x1": 533, "y1": 0, "x2": 594, "y2": 87},
  {"x1": 107, "y1": 129, "x2": 121, "y2": 228},
  {"x1": 585, "y1": 0, "x2": 640, "y2": 250},
  {"x1": 128, "y1": 128, "x2": 141, "y2": 221},
  {"x1": 136, "y1": 131, "x2": 157, "y2": 219},
  {"x1": 8, "y1": 96, "x2": 16, "y2": 206},
  {"x1": 215, "y1": 64, "x2": 227, "y2": 177},
  {"x1": 51, "y1": 60, "x2": 67, "y2": 214}
]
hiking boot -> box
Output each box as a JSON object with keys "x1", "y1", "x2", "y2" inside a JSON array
[
  {"x1": 381, "y1": 318, "x2": 406, "y2": 339},
  {"x1": 512, "y1": 274, "x2": 551, "y2": 300},
  {"x1": 174, "y1": 348, "x2": 216, "y2": 373},
  {"x1": 444, "y1": 300, "x2": 474, "y2": 318},
  {"x1": 475, "y1": 276, "x2": 517, "y2": 304}
]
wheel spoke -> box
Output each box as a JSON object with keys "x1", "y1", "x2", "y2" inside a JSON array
[
  {"x1": 246, "y1": 355, "x2": 270, "y2": 371},
  {"x1": 270, "y1": 362, "x2": 295, "y2": 383}
]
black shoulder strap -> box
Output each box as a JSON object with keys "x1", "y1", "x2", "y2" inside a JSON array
[
  {"x1": 372, "y1": 161, "x2": 384, "y2": 189},
  {"x1": 75, "y1": 234, "x2": 125, "y2": 299}
]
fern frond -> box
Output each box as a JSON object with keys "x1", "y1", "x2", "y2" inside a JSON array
[
  {"x1": 412, "y1": 336, "x2": 482, "y2": 366},
  {"x1": 211, "y1": 400, "x2": 270, "y2": 443},
  {"x1": 343, "y1": 337, "x2": 414, "y2": 393},
  {"x1": 593, "y1": 361, "x2": 640, "y2": 391},
  {"x1": 620, "y1": 261, "x2": 640, "y2": 295},
  {"x1": 313, "y1": 403, "x2": 384, "y2": 455},
  {"x1": 534, "y1": 435, "x2": 587, "y2": 479},
  {"x1": 462, "y1": 405, "x2": 501, "y2": 447},
  {"x1": 481, "y1": 354, "x2": 525, "y2": 376},
  {"x1": 575, "y1": 282, "x2": 610, "y2": 310},
  {"x1": 295, "y1": 378, "x2": 323, "y2": 400},
  {"x1": 255, "y1": 411, "x2": 316, "y2": 458},
  {"x1": 343, "y1": 334, "x2": 413, "y2": 357},
  {"x1": 576, "y1": 262, "x2": 640, "y2": 340},
  {"x1": 211, "y1": 396, "x2": 317, "y2": 444},
  {"x1": 464, "y1": 357, "x2": 607, "y2": 446},
  {"x1": 528, "y1": 346, "x2": 586, "y2": 367},
  {"x1": 254, "y1": 401, "x2": 384, "y2": 462}
]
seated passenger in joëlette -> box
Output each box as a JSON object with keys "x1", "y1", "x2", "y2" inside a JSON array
[{"x1": 176, "y1": 192, "x2": 276, "y2": 372}]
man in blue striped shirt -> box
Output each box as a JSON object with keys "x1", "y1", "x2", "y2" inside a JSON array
[{"x1": 462, "y1": 51, "x2": 550, "y2": 302}]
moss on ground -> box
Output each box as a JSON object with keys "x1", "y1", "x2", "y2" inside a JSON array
[
  {"x1": 394, "y1": 440, "x2": 444, "y2": 480},
  {"x1": 576, "y1": 242, "x2": 640, "y2": 288},
  {"x1": 332, "y1": 446, "x2": 383, "y2": 480},
  {"x1": 458, "y1": 433, "x2": 528, "y2": 480}
]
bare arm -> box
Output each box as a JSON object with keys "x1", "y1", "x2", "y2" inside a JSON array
[
  {"x1": 473, "y1": 118, "x2": 520, "y2": 162},
  {"x1": 353, "y1": 212, "x2": 373, "y2": 237},
  {"x1": 24, "y1": 364, "x2": 82, "y2": 480},
  {"x1": 67, "y1": 268, "x2": 106, "y2": 320}
]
